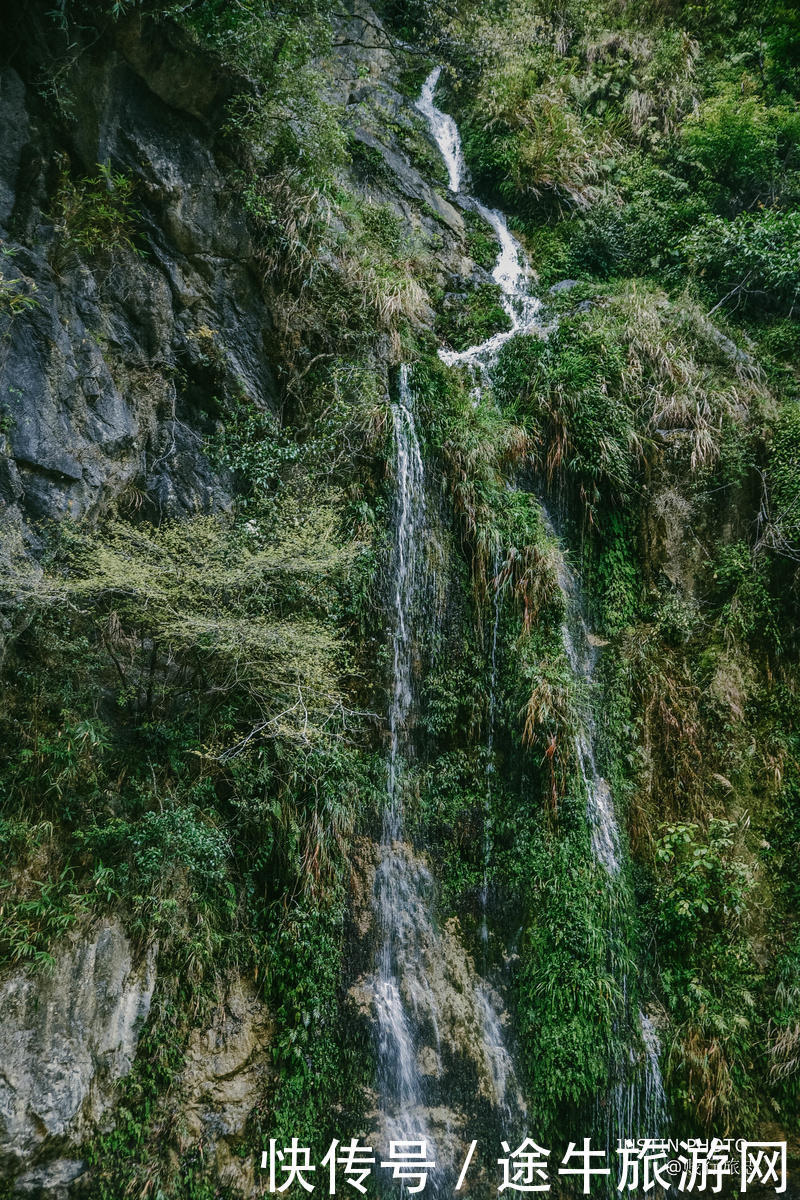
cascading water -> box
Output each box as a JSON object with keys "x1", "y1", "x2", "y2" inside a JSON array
[
  {"x1": 549, "y1": 537, "x2": 621, "y2": 875},
  {"x1": 385, "y1": 365, "x2": 427, "y2": 833},
  {"x1": 639, "y1": 1011, "x2": 669, "y2": 1134},
  {"x1": 417, "y1": 66, "x2": 466, "y2": 195},
  {"x1": 372, "y1": 366, "x2": 523, "y2": 1183},
  {"x1": 546, "y1": 514, "x2": 669, "y2": 1143},
  {"x1": 550, "y1": 527, "x2": 669, "y2": 1143},
  {"x1": 417, "y1": 72, "x2": 543, "y2": 378},
  {"x1": 374, "y1": 365, "x2": 442, "y2": 1174},
  {"x1": 417, "y1": 65, "x2": 669, "y2": 1142}
]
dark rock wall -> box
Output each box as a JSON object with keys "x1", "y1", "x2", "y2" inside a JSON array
[{"x1": 0, "y1": 16, "x2": 279, "y2": 561}]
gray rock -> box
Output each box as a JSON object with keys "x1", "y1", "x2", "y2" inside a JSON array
[
  {"x1": 331, "y1": 0, "x2": 394, "y2": 94},
  {"x1": 146, "y1": 417, "x2": 234, "y2": 518},
  {"x1": 115, "y1": 19, "x2": 230, "y2": 121},
  {"x1": 13, "y1": 1158, "x2": 86, "y2": 1200},
  {"x1": 0, "y1": 918, "x2": 157, "y2": 1174},
  {"x1": 549, "y1": 278, "x2": 580, "y2": 294},
  {"x1": 0, "y1": 53, "x2": 269, "y2": 544},
  {"x1": 178, "y1": 981, "x2": 272, "y2": 1194},
  {"x1": 1, "y1": 254, "x2": 140, "y2": 522},
  {"x1": 0, "y1": 68, "x2": 29, "y2": 228},
  {"x1": 350, "y1": 126, "x2": 463, "y2": 233},
  {"x1": 705, "y1": 322, "x2": 753, "y2": 366}
]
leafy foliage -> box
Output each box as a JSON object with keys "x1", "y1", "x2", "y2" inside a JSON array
[
  {"x1": 49, "y1": 161, "x2": 141, "y2": 262},
  {"x1": 683, "y1": 208, "x2": 800, "y2": 315},
  {"x1": 435, "y1": 282, "x2": 511, "y2": 352}
]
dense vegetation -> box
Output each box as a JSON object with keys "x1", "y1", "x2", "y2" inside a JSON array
[
  {"x1": 424, "y1": 0, "x2": 800, "y2": 1141},
  {"x1": 1, "y1": 0, "x2": 799, "y2": 1195}
]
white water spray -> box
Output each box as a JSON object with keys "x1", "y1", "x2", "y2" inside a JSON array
[
  {"x1": 550, "y1": 539, "x2": 621, "y2": 874},
  {"x1": 373, "y1": 366, "x2": 441, "y2": 1163},
  {"x1": 416, "y1": 66, "x2": 466, "y2": 194}
]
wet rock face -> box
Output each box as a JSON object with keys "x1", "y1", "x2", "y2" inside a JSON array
[
  {"x1": 0, "y1": 68, "x2": 30, "y2": 227},
  {"x1": 0, "y1": 918, "x2": 157, "y2": 1179},
  {"x1": 0, "y1": 1, "x2": 471, "y2": 561},
  {"x1": 11, "y1": 1158, "x2": 86, "y2": 1200},
  {"x1": 350, "y1": 841, "x2": 524, "y2": 1181}
]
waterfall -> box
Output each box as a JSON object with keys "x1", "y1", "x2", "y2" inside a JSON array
[
  {"x1": 438, "y1": 201, "x2": 542, "y2": 373},
  {"x1": 548, "y1": 533, "x2": 621, "y2": 874},
  {"x1": 638, "y1": 1011, "x2": 669, "y2": 1136},
  {"x1": 374, "y1": 365, "x2": 441, "y2": 1169},
  {"x1": 417, "y1": 65, "x2": 668, "y2": 1140},
  {"x1": 372, "y1": 366, "x2": 523, "y2": 1182},
  {"x1": 385, "y1": 365, "x2": 427, "y2": 837},
  {"x1": 417, "y1": 66, "x2": 466, "y2": 195}
]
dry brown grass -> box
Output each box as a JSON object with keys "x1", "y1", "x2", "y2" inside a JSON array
[
  {"x1": 675, "y1": 1025, "x2": 735, "y2": 1132},
  {"x1": 610, "y1": 287, "x2": 770, "y2": 472},
  {"x1": 497, "y1": 541, "x2": 560, "y2": 634}
]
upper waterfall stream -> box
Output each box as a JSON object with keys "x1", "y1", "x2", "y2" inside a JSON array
[{"x1": 417, "y1": 67, "x2": 625, "y2": 883}]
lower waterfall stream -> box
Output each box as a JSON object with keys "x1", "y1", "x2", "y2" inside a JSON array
[
  {"x1": 373, "y1": 368, "x2": 438, "y2": 1166},
  {"x1": 371, "y1": 367, "x2": 523, "y2": 1190}
]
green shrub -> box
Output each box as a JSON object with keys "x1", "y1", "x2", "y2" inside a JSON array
[
  {"x1": 464, "y1": 210, "x2": 500, "y2": 271},
  {"x1": 548, "y1": 157, "x2": 707, "y2": 281},
  {"x1": 680, "y1": 94, "x2": 800, "y2": 215},
  {"x1": 768, "y1": 403, "x2": 800, "y2": 553},
  {"x1": 656, "y1": 818, "x2": 752, "y2": 946},
  {"x1": 494, "y1": 320, "x2": 636, "y2": 517},
  {"x1": 682, "y1": 208, "x2": 800, "y2": 314},
  {"x1": 435, "y1": 282, "x2": 511, "y2": 351},
  {"x1": 515, "y1": 825, "x2": 632, "y2": 1131},
  {"x1": 654, "y1": 817, "x2": 761, "y2": 1130},
  {"x1": 710, "y1": 541, "x2": 782, "y2": 650},
  {"x1": 50, "y1": 162, "x2": 141, "y2": 261},
  {"x1": 210, "y1": 390, "x2": 302, "y2": 505}
]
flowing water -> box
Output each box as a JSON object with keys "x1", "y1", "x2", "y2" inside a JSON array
[
  {"x1": 385, "y1": 365, "x2": 427, "y2": 836},
  {"x1": 416, "y1": 65, "x2": 669, "y2": 1143},
  {"x1": 417, "y1": 66, "x2": 465, "y2": 195},
  {"x1": 549, "y1": 534, "x2": 621, "y2": 874},
  {"x1": 372, "y1": 366, "x2": 522, "y2": 1180},
  {"x1": 374, "y1": 365, "x2": 439, "y2": 1162},
  {"x1": 417, "y1": 68, "x2": 543, "y2": 377}
]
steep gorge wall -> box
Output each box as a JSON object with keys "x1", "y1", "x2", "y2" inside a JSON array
[{"x1": 0, "y1": 13, "x2": 268, "y2": 559}]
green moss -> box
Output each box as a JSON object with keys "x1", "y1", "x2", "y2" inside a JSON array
[
  {"x1": 515, "y1": 826, "x2": 633, "y2": 1130},
  {"x1": 768, "y1": 400, "x2": 800, "y2": 554}
]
